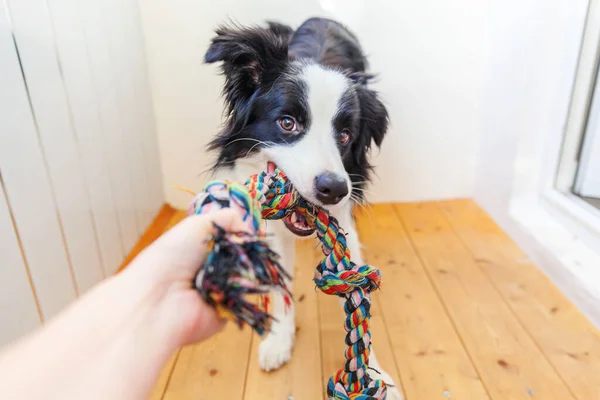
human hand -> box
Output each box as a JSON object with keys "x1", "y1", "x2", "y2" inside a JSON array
[{"x1": 124, "y1": 208, "x2": 249, "y2": 347}]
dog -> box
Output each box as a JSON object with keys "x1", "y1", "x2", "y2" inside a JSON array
[{"x1": 204, "y1": 17, "x2": 402, "y2": 399}]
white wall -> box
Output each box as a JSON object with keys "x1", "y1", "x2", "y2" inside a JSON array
[
  {"x1": 139, "y1": 0, "x2": 487, "y2": 209},
  {"x1": 0, "y1": 0, "x2": 163, "y2": 346},
  {"x1": 475, "y1": 0, "x2": 588, "y2": 218}
]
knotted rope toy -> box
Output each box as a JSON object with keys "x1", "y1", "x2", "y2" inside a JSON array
[{"x1": 187, "y1": 163, "x2": 387, "y2": 399}]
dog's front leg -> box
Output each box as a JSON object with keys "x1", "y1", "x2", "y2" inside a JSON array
[
  {"x1": 334, "y1": 206, "x2": 404, "y2": 400},
  {"x1": 258, "y1": 221, "x2": 296, "y2": 371}
]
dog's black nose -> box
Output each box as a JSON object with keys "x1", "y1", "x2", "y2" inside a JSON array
[{"x1": 314, "y1": 172, "x2": 349, "y2": 205}]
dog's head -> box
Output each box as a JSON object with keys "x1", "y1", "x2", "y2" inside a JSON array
[{"x1": 205, "y1": 24, "x2": 389, "y2": 215}]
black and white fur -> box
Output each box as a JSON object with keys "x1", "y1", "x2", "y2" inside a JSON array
[{"x1": 204, "y1": 18, "x2": 401, "y2": 398}]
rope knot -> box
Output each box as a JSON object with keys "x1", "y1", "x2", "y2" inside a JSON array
[
  {"x1": 328, "y1": 379, "x2": 387, "y2": 400},
  {"x1": 314, "y1": 265, "x2": 381, "y2": 296}
]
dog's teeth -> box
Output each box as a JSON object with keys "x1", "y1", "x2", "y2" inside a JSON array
[{"x1": 291, "y1": 213, "x2": 297, "y2": 223}]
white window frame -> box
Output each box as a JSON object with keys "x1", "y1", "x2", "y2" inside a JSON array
[{"x1": 540, "y1": 0, "x2": 600, "y2": 251}]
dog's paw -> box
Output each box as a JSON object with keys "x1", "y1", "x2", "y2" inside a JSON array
[
  {"x1": 369, "y1": 368, "x2": 404, "y2": 400},
  {"x1": 258, "y1": 329, "x2": 295, "y2": 372}
]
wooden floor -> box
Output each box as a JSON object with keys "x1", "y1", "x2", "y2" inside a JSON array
[{"x1": 133, "y1": 200, "x2": 600, "y2": 400}]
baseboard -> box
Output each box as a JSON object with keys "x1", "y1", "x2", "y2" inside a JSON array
[{"x1": 483, "y1": 199, "x2": 600, "y2": 330}]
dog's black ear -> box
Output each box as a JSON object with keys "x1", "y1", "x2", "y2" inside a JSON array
[
  {"x1": 205, "y1": 24, "x2": 289, "y2": 111},
  {"x1": 265, "y1": 21, "x2": 294, "y2": 42},
  {"x1": 344, "y1": 85, "x2": 388, "y2": 202},
  {"x1": 204, "y1": 24, "x2": 289, "y2": 69},
  {"x1": 356, "y1": 85, "x2": 389, "y2": 148}
]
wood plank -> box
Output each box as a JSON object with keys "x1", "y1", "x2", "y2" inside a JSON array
[
  {"x1": 356, "y1": 204, "x2": 489, "y2": 400},
  {"x1": 440, "y1": 199, "x2": 600, "y2": 399},
  {"x1": 101, "y1": 0, "x2": 153, "y2": 232},
  {"x1": 120, "y1": 0, "x2": 165, "y2": 216},
  {"x1": 395, "y1": 202, "x2": 575, "y2": 399},
  {"x1": 149, "y1": 351, "x2": 180, "y2": 400},
  {"x1": 9, "y1": 0, "x2": 107, "y2": 292},
  {"x1": 124, "y1": 0, "x2": 165, "y2": 211},
  {"x1": 244, "y1": 239, "x2": 323, "y2": 400},
  {"x1": 116, "y1": 204, "x2": 176, "y2": 273},
  {"x1": 162, "y1": 323, "x2": 253, "y2": 399},
  {"x1": 79, "y1": 0, "x2": 140, "y2": 253},
  {"x1": 115, "y1": 0, "x2": 159, "y2": 228},
  {"x1": 0, "y1": 178, "x2": 42, "y2": 346},
  {"x1": 317, "y1": 213, "x2": 405, "y2": 400},
  {"x1": 46, "y1": 0, "x2": 126, "y2": 276},
  {"x1": 0, "y1": 4, "x2": 77, "y2": 318}
]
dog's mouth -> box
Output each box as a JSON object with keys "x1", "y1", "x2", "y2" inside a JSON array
[
  {"x1": 282, "y1": 210, "x2": 316, "y2": 237},
  {"x1": 267, "y1": 161, "x2": 317, "y2": 237}
]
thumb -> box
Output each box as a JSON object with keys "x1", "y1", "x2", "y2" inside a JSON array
[{"x1": 130, "y1": 208, "x2": 249, "y2": 280}]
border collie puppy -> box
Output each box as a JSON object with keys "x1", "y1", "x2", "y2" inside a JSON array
[{"x1": 205, "y1": 17, "x2": 402, "y2": 398}]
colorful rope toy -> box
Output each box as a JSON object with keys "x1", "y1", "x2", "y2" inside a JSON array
[{"x1": 187, "y1": 163, "x2": 387, "y2": 400}]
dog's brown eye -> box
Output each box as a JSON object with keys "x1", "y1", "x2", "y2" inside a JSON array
[
  {"x1": 279, "y1": 116, "x2": 296, "y2": 132},
  {"x1": 339, "y1": 129, "x2": 351, "y2": 145}
]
